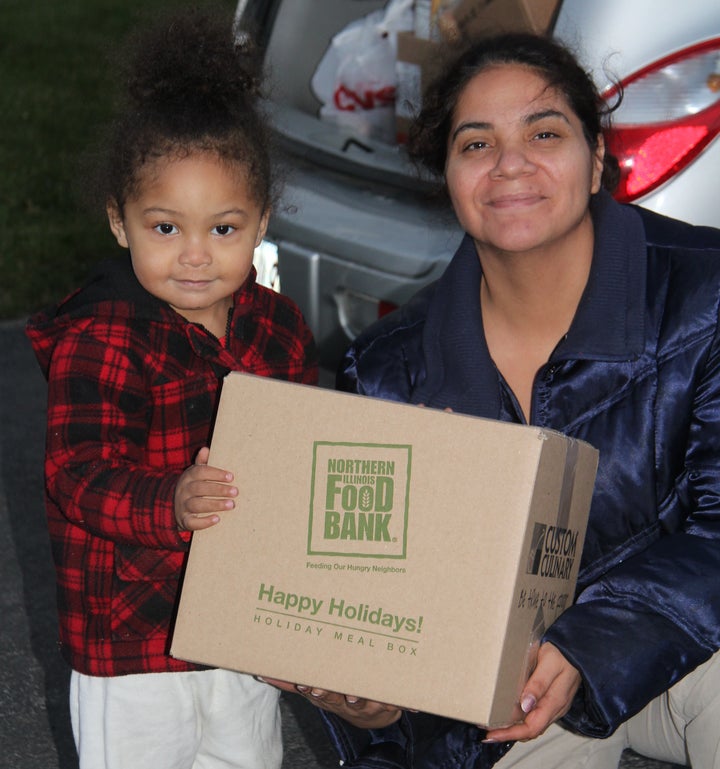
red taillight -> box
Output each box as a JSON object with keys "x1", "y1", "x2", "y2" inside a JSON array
[
  {"x1": 378, "y1": 299, "x2": 398, "y2": 318},
  {"x1": 603, "y1": 38, "x2": 720, "y2": 203}
]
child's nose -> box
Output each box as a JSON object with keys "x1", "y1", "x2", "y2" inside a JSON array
[{"x1": 180, "y1": 238, "x2": 211, "y2": 266}]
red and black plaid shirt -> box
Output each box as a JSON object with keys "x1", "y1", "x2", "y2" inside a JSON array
[{"x1": 27, "y1": 255, "x2": 317, "y2": 676}]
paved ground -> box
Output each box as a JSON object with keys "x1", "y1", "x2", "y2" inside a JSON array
[{"x1": 0, "y1": 318, "x2": 680, "y2": 768}]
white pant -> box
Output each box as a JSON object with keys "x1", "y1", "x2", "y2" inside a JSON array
[
  {"x1": 70, "y1": 668, "x2": 282, "y2": 769},
  {"x1": 495, "y1": 649, "x2": 720, "y2": 768}
]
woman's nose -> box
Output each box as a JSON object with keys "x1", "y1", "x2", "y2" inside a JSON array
[{"x1": 490, "y1": 143, "x2": 533, "y2": 179}]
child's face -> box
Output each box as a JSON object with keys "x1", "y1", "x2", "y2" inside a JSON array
[{"x1": 107, "y1": 152, "x2": 269, "y2": 337}]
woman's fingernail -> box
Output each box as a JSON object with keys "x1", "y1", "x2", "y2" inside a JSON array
[
  {"x1": 521, "y1": 694, "x2": 537, "y2": 713},
  {"x1": 296, "y1": 686, "x2": 309, "y2": 693}
]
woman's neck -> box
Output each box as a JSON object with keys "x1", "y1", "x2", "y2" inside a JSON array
[
  {"x1": 477, "y1": 220, "x2": 594, "y2": 337},
  {"x1": 477, "y1": 222, "x2": 595, "y2": 421}
]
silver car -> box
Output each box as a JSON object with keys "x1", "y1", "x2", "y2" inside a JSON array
[{"x1": 239, "y1": 0, "x2": 720, "y2": 370}]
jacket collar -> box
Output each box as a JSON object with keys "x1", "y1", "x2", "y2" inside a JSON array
[
  {"x1": 412, "y1": 190, "x2": 647, "y2": 416},
  {"x1": 562, "y1": 190, "x2": 646, "y2": 360}
]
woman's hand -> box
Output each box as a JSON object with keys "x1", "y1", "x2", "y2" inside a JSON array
[
  {"x1": 259, "y1": 677, "x2": 403, "y2": 729},
  {"x1": 174, "y1": 447, "x2": 238, "y2": 531},
  {"x1": 483, "y1": 642, "x2": 580, "y2": 743}
]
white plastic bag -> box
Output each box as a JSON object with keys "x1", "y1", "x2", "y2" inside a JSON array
[{"x1": 311, "y1": 0, "x2": 413, "y2": 144}]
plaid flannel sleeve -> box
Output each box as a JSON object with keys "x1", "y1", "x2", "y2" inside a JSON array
[{"x1": 44, "y1": 319, "x2": 186, "y2": 551}]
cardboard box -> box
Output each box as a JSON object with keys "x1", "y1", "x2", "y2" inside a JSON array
[
  {"x1": 171, "y1": 372, "x2": 597, "y2": 727},
  {"x1": 395, "y1": 31, "x2": 443, "y2": 143},
  {"x1": 441, "y1": 0, "x2": 560, "y2": 41}
]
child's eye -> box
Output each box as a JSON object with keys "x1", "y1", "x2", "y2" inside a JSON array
[
  {"x1": 154, "y1": 222, "x2": 177, "y2": 235},
  {"x1": 212, "y1": 224, "x2": 236, "y2": 236}
]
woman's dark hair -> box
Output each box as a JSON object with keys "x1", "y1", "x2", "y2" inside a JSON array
[
  {"x1": 407, "y1": 32, "x2": 620, "y2": 191},
  {"x1": 96, "y1": 6, "x2": 273, "y2": 212}
]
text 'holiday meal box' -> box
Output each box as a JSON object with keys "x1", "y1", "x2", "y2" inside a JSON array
[{"x1": 171, "y1": 372, "x2": 597, "y2": 727}]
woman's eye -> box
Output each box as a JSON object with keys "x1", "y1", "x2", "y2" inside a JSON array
[
  {"x1": 212, "y1": 224, "x2": 236, "y2": 236},
  {"x1": 535, "y1": 130, "x2": 559, "y2": 140},
  {"x1": 154, "y1": 222, "x2": 177, "y2": 235},
  {"x1": 462, "y1": 140, "x2": 489, "y2": 152}
]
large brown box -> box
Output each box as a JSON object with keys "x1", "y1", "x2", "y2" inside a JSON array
[
  {"x1": 442, "y1": 0, "x2": 560, "y2": 40},
  {"x1": 171, "y1": 372, "x2": 597, "y2": 727}
]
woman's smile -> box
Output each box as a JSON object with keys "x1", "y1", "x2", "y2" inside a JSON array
[{"x1": 484, "y1": 191, "x2": 546, "y2": 209}]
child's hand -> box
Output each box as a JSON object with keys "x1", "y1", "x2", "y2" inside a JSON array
[{"x1": 174, "y1": 447, "x2": 237, "y2": 532}]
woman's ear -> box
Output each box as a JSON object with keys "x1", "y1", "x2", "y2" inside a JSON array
[
  {"x1": 106, "y1": 199, "x2": 129, "y2": 248},
  {"x1": 591, "y1": 134, "x2": 605, "y2": 194}
]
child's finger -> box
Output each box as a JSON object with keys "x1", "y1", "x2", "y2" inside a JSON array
[
  {"x1": 186, "y1": 479, "x2": 238, "y2": 502},
  {"x1": 185, "y1": 486, "x2": 237, "y2": 515},
  {"x1": 180, "y1": 512, "x2": 221, "y2": 531},
  {"x1": 186, "y1": 464, "x2": 234, "y2": 484}
]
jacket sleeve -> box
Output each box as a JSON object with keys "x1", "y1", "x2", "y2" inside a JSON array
[
  {"x1": 547, "y1": 535, "x2": 720, "y2": 736},
  {"x1": 44, "y1": 322, "x2": 187, "y2": 550},
  {"x1": 546, "y1": 312, "x2": 720, "y2": 737},
  {"x1": 318, "y1": 710, "x2": 512, "y2": 769},
  {"x1": 337, "y1": 340, "x2": 413, "y2": 401},
  {"x1": 336, "y1": 317, "x2": 425, "y2": 401}
]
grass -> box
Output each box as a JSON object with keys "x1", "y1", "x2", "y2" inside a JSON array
[{"x1": 0, "y1": 0, "x2": 236, "y2": 320}]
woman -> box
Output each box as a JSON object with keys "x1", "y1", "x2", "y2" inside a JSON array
[{"x1": 271, "y1": 32, "x2": 720, "y2": 768}]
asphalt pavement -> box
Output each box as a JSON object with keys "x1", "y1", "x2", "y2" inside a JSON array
[{"x1": 0, "y1": 318, "x2": 679, "y2": 769}]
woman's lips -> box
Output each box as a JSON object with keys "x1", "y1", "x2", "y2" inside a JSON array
[{"x1": 487, "y1": 193, "x2": 544, "y2": 208}]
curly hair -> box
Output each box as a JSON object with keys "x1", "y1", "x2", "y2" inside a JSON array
[
  {"x1": 406, "y1": 32, "x2": 620, "y2": 192},
  {"x1": 95, "y1": 5, "x2": 274, "y2": 212}
]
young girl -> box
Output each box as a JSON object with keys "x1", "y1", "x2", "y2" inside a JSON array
[{"x1": 26, "y1": 8, "x2": 317, "y2": 768}]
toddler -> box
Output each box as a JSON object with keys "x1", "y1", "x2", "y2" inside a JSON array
[{"x1": 26, "y1": 8, "x2": 318, "y2": 768}]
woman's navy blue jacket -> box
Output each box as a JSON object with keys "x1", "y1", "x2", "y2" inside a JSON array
[{"x1": 321, "y1": 191, "x2": 720, "y2": 768}]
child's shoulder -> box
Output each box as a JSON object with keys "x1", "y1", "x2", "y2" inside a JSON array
[
  {"x1": 26, "y1": 257, "x2": 170, "y2": 376},
  {"x1": 237, "y1": 281, "x2": 316, "y2": 370},
  {"x1": 247, "y1": 281, "x2": 310, "y2": 331}
]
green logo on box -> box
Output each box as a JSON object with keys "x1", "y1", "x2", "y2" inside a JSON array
[{"x1": 308, "y1": 442, "x2": 412, "y2": 558}]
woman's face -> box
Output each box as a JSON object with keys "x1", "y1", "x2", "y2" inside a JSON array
[{"x1": 444, "y1": 63, "x2": 604, "y2": 259}]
